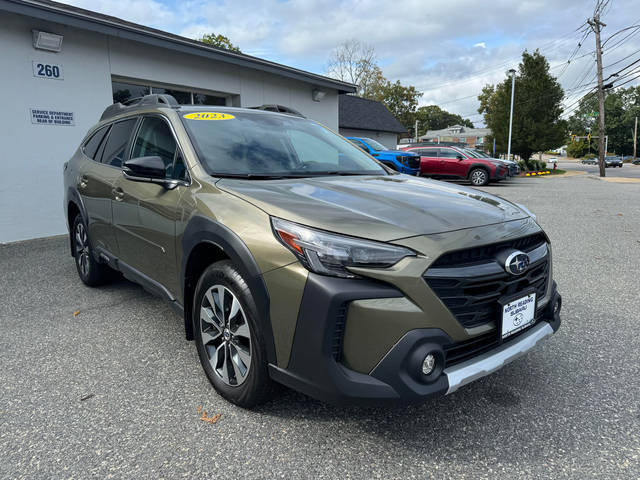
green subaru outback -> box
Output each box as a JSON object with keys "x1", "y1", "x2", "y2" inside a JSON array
[{"x1": 63, "y1": 94, "x2": 561, "y2": 407}]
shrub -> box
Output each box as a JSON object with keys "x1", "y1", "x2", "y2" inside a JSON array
[
  {"x1": 541, "y1": 161, "x2": 547, "y2": 170},
  {"x1": 517, "y1": 160, "x2": 528, "y2": 171}
]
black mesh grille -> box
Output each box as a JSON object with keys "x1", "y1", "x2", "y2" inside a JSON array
[
  {"x1": 430, "y1": 233, "x2": 546, "y2": 268},
  {"x1": 331, "y1": 305, "x2": 348, "y2": 361},
  {"x1": 425, "y1": 234, "x2": 549, "y2": 329},
  {"x1": 407, "y1": 157, "x2": 420, "y2": 169}
]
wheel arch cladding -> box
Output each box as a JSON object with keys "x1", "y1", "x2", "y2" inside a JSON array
[
  {"x1": 468, "y1": 163, "x2": 492, "y2": 177},
  {"x1": 66, "y1": 189, "x2": 88, "y2": 257},
  {"x1": 181, "y1": 215, "x2": 277, "y2": 364}
]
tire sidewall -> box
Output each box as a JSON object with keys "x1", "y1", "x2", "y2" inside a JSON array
[
  {"x1": 470, "y1": 168, "x2": 489, "y2": 186},
  {"x1": 192, "y1": 261, "x2": 269, "y2": 407}
]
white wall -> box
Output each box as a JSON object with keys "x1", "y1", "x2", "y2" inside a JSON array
[
  {"x1": 338, "y1": 129, "x2": 399, "y2": 150},
  {"x1": 0, "y1": 12, "x2": 340, "y2": 243}
]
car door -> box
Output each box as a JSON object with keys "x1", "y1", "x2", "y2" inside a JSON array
[
  {"x1": 77, "y1": 121, "x2": 135, "y2": 257},
  {"x1": 438, "y1": 148, "x2": 467, "y2": 178},
  {"x1": 414, "y1": 148, "x2": 440, "y2": 175},
  {"x1": 112, "y1": 115, "x2": 187, "y2": 296}
]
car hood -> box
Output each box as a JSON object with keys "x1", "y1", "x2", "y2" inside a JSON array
[{"x1": 216, "y1": 175, "x2": 529, "y2": 241}]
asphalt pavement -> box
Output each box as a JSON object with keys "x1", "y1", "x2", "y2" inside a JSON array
[
  {"x1": 556, "y1": 159, "x2": 640, "y2": 179},
  {"x1": 1, "y1": 174, "x2": 638, "y2": 479}
]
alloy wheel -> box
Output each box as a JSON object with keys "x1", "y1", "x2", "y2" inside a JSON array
[
  {"x1": 75, "y1": 222, "x2": 90, "y2": 277},
  {"x1": 200, "y1": 285, "x2": 252, "y2": 386},
  {"x1": 471, "y1": 170, "x2": 487, "y2": 186}
]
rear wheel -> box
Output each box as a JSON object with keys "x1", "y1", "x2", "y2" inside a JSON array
[
  {"x1": 469, "y1": 168, "x2": 489, "y2": 186},
  {"x1": 71, "y1": 215, "x2": 113, "y2": 287},
  {"x1": 193, "y1": 261, "x2": 272, "y2": 408}
]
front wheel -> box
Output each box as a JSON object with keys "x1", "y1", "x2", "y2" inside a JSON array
[
  {"x1": 193, "y1": 261, "x2": 272, "y2": 408},
  {"x1": 469, "y1": 168, "x2": 489, "y2": 186}
]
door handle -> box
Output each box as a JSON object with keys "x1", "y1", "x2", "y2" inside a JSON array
[
  {"x1": 112, "y1": 187, "x2": 124, "y2": 201},
  {"x1": 78, "y1": 175, "x2": 88, "y2": 189}
]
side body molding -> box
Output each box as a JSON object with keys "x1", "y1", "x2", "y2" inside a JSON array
[{"x1": 180, "y1": 215, "x2": 277, "y2": 364}]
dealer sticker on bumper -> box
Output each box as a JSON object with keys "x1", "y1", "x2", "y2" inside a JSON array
[{"x1": 502, "y1": 293, "x2": 536, "y2": 339}]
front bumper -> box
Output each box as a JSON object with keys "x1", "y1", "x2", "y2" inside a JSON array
[{"x1": 268, "y1": 273, "x2": 561, "y2": 406}]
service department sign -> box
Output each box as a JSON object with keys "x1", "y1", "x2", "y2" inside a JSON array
[{"x1": 30, "y1": 109, "x2": 74, "y2": 126}]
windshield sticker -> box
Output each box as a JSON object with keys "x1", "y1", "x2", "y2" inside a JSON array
[{"x1": 183, "y1": 112, "x2": 235, "y2": 121}]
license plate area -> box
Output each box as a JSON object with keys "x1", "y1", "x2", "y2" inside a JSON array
[{"x1": 499, "y1": 289, "x2": 537, "y2": 340}]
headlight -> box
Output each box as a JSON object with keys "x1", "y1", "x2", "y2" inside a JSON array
[{"x1": 271, "y1": 217, "x2": 415, "y2": 278}]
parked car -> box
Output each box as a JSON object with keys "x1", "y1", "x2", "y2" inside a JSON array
[
  {"x1": 581, "y1": 157, "x2": 597, "y2": 165},
  {"x1": 403, "y1": 145, "x2": 509, "y2": 186},
  {"x1": 633, "y1": 158, "x2": 640, "y2": 165},
  {"x1": 547, "y1": 157, "x2": 558, "y2": 164},
  {"x1": 604, "y1": 156, "x2": 623, "y2": 168},
  {"x1": 468, "y1": 149, "x2": 520, "y2": 176},
  {"x1": 63, "y1": 94, "x2": 562, "y2": 407},
  {"x1": 346, "y1": 137, "x2": 420, "y2": 175}
]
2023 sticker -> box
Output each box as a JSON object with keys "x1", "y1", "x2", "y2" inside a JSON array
[{"x1": 183, "y1": 112, "x2": 235, "y2": 121}]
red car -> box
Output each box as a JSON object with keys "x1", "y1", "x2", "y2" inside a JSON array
[{"x1": 403, "y1": 146, "x2": 508, "y2": 186}]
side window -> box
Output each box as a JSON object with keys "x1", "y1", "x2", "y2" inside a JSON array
[
  {"x1": 101, "y1": 119, "x2": 137, "y2": 167},
  {"x1": 416, "y1": 148, "x2": 438, "y2": 157},
  {"x1": 82, "y1": 126, "x2": 109, "y2": 160},
  {"x1": 131, "y1": 116, "x2": 178, "y2": 178},
  {"x1": 439, "y1": 148, "x2": 459, "y2": 159}
]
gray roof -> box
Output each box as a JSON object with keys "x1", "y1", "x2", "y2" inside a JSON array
[
  {"x1": 2, "y1": 0, "x2": 356, "y2": 94},
  {"x1": 420, "y1": 124, "x2": 491, "y2": 140},
  {"x1": 339, "y1": 95, "x2": 407, "y2": 134}
]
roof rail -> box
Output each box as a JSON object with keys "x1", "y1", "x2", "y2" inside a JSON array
[
  {"x1": 100, "y1": 94, "x2": 179, "y2": 121},
  {"x1": 248, "y1": 104, "x2": 305, "y2": 118}
]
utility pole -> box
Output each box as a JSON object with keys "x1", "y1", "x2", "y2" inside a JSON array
[
  {"x1": 414, "y1": 119, "x2": 419, "y2": 143},
  {"x1": 588, "y1": 13, "x2": 607, "y2": 177},
  {"x1": 507, "y1": 69, "x2": 516, "y2": 161},
  {"x1": 634, "y1": 116, "x2": 637, "y2": 162}
]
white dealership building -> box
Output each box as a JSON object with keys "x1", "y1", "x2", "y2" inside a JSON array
[{"x1": 0, "y1": 0, "x2": 354, "y2": 243}]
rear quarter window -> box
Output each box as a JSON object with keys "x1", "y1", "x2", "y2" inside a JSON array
[{"x1": 82, "y1": 126, "x2": 110, "y2": 160}]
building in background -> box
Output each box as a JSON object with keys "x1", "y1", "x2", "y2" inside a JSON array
[
  {"x1": 338, "y1": 95, "x2": 407, "y2": 149},
  {"x1": 0, "y1": 0, "x2": 354, "y2": 243},
  {"x1": 419, "y1": 125, "x2": 491, "y2": 149}
]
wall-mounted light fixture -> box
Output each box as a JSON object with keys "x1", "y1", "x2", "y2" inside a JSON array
[
  {"x1": 312, "y1": 89, "x2": 326, "y2": 102},
  {"x1": 32, "y1": 30, "x2": 63, "y2": 52}
]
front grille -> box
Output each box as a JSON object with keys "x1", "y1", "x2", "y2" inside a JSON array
[
  {"x1": 331, "y1": 304, "x2": 348, "y2": 361},
  {"x1": 407, "y1": 156, "x2": 420, "y2": 169},
  {"x1": 430, "y1": 233, "x2": 546, "y2": 268},
  {"x1": 425, "y1": 234, "x2": 549, "y2": 329}
]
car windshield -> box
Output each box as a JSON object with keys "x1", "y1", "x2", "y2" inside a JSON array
[
  {"x1": 462, "y1": 148, "x2": 481, "y2": 158},
  {"x1": 181, "y1": 111, "x2": 387, "y2": 177},
  {"x1": 361, "y1": 138, "x2": 387, "y2": 151}
]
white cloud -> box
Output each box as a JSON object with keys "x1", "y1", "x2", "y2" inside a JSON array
[{"x1": 474, "y1": 42, "x2": 486, "y2": 48}]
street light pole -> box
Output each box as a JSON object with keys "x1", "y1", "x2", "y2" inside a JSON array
[{"x1": 507, "y1": 69, "x2": 516, "y2": 161}]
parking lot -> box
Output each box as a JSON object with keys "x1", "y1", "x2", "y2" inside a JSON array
[
  {"x1": 556, "y1": 159, "x2": 640, "y2": 180},
  {"x1": 1, "y1": 174, "x2": 638, "y2": 479}
]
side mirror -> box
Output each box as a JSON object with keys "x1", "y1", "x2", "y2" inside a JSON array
[
  {"x1": 123, "y1": 156, "x2": 166, "y2": 180},
  {"x1": 457, "y1": 154, "x2": 464, "y2": 160}
]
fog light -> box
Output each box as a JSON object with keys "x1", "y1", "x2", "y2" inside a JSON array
[{"x1": 422, "y1": 353, "x2": 436, "y2": 375}]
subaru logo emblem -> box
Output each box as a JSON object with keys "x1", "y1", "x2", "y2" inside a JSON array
[{"x1": 505, "y1": 251, "x2": 530, "y2": 275}]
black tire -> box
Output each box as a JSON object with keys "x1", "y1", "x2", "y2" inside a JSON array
[
  {"x1": 468, "y1": 167, "x2": 489, "y2": 186},
  {"x1": 193, "y1": 260, "x2": 272, "y2": 408},
  {"x1": 71, "y1": 214, "x2": 113, "y2": 287}
]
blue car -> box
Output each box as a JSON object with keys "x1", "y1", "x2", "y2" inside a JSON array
[{"x1": 346, "y1": 137, "x2": 420, "y2": 175}]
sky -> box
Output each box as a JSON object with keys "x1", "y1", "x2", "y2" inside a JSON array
[{"x1": 66, "y1": 0, "x2": 640, "y2": 126}]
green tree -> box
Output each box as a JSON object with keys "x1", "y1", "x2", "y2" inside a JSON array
[
  {"x1": 478, "y1": 50, "x2": 567, "y2": 164},
  {"x1": 568, "y1": 86, "x2": 640, "y2": 155},
  {"x1": 370, "y1": 80, "x2": 423, "y2": 136},
  {"x1": 413, "y1": 105, "x2": 474, "y2": 135},
  {"x1": 197, "y1": 33, "x2": 241, "y2": 52}
]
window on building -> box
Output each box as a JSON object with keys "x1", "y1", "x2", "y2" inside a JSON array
[
  {"x1": 131, "y1": 116, "x2": 179, "y2": 178},
  {"x1": 112, "y1": 81, "x2": 150, "y2": 104},
  {"x1": 194, "y1": 93, "x2": 227, "y2": 106},
  {"x1": 100, "y1": 119, "x2": 137, "y2": 167},
  {"x1": 112, "y1": 79, "x2": 229, "y2": 106}
]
